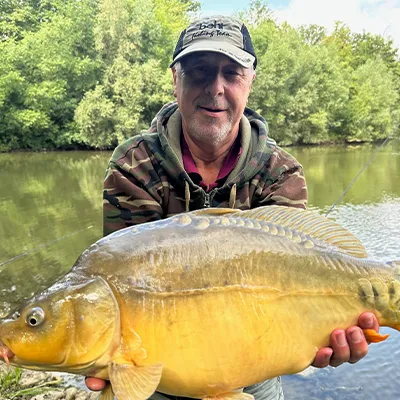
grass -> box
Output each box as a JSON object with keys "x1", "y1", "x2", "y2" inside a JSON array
[{"x1": 0, "y1": 366, "x2": 62, "y2": 399}]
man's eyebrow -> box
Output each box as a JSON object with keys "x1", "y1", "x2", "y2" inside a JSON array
[
  {"x1": 222, "y1": 64, "x2": 247, "y2": 74},
  {"x1": 223, "y1": 63, "x2": 244, "y2": 70}
]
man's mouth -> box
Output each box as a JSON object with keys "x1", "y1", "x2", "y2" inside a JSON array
[{"x1": 199, "y1": 106, "x2": 225, "y2": 113}]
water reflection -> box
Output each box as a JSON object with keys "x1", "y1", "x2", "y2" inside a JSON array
[
  {"x1": 0, "y1": 151, "x2": 110, "y2": 312},
  {"x1": 288, "y1": 141, "x2": 400, "y2": 207}
]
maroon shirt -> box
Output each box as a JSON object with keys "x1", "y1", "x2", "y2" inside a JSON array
[{"x1": 181, "y1": 135, "x2": 242, "y2": 192}]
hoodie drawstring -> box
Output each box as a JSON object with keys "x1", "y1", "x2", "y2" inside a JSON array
[
  {"x1": 229, "y1": 184, "x2": 237, "y2": 209},
  {"x1": 185, "y1": 180, "x2": 190, "y2": 212}
]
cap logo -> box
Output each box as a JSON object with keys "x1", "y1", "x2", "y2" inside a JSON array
[
  {"x1": 192, "y1": 29, "x2": 232, "y2": 41},
  {"x1": 192, "y1": 21, "x2": 232, "y2": 41},
  {"x1": 198, "y1": 21, "x2": 224, "y2": 30}
]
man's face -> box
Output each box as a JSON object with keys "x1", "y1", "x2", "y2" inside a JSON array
[{"x1": 172, "y1": 52, "x2": 254, "y2": 146}]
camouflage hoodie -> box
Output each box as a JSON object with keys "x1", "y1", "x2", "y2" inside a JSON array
[{"x1": 103, "y1": 102, "x2": 307, "y2": 236}]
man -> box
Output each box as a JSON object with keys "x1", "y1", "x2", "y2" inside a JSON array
[{"x1": 87, "y1": 15, "x2": 380, "y2": 399}]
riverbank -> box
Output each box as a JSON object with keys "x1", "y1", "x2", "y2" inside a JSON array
[{"x1": 0, "y1": 365, "x2": 97, "y2": 400}]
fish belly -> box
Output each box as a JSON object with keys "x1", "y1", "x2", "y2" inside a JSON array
[{"x1": 120, "y1": 287, "x2": 367, "y2": 398}]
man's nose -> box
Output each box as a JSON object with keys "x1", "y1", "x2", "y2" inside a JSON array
[{"x1": 204, "y1": 72, "x2": 225, "y2": 97}]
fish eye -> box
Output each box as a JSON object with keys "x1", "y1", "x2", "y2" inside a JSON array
[{"x1": 25, "y1": 307, "x2": 45, "y2": 327}]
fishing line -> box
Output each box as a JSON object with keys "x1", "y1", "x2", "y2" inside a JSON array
[
  {"x1": 0, "y1": 225, "x2": 94, "y2": 268},
  {"x1": 325, "y1": 137, "x2": 392, "y2": 217}
]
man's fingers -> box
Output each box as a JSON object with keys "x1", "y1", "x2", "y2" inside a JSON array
[
  {"x1": 346, "y1": 326, "x2": 369, "y2": 363},
  {"x1": 85, "y1": 377, "x2": 108, "y2": 391},
  {"x1": 358, "y1": 312, "x2": 379, "y2": 332},
  {"x1": 329, "y1": 330, "x2": 350, "y2": 367},
  {"x1": 312, "y1": 347, "x2": 333, "y2": 368}
]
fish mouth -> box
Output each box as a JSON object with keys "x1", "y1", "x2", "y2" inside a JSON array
[
  {"x1": 0, "y1": 341, "x2": 14, "y2": 366},
  {"x1": 0, "y1": 339, "x2": 96, "y2": 374},
  {"x1": 4, "y1": 356, "x2": 98, "y2": 375}
]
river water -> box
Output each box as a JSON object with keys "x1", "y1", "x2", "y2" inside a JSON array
[{"x1": 0, "y1": 140, "x2": 399, "y2": 399}]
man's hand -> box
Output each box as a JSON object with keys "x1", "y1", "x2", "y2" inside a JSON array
[
  {"x1": 85, "y1": 312, "x2": 380, "y2": 391},
  {"x1": 312, "y1": 312, "x2": 379, "y2": 368}
]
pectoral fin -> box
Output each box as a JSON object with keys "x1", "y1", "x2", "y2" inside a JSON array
[
  {"x1": 363, "y1": 328, "x2": 389, "y2": 343},
  {"x1": 109, "y1": 362, "x2": 163, "y2": 400},
  {"x1": 204, "y1": 391, "x2": 254, "y2": 400},
  {"x1": 98, "y1": 384, "x2": 115, "y2": 400}
]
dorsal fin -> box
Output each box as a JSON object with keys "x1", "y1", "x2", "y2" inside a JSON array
[
  {"x1": 190, "y1": 206, "x2": 367, "y2": 258},
  {"x1": 232, "y1": 206, "x2": 367, "y2": 258}
]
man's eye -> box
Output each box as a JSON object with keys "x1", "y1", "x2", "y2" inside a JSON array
[
  {"x1": 193, "y1": 67, "x2": 208, "y2": 74},
  {"x1": 186, "y1": 67, "x2": 209, "y2": 80}
]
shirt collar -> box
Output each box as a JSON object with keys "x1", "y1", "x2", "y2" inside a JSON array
[{"x1": 181, "y1": 134, "x2": 242, "y2": 192}]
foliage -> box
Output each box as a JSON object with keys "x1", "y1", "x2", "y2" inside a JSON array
[
  {"x1": 75, "y1": 0, "x2": 193, "y2": 148},
  {"x1": 0, "y1": 0, "x2": 101, "y2": 151},
  {"x1": 248, "y1": 20, "x2": 351, "y2": 145},
  {"x1": 0, "y1": 0, "x2": 399, "y2": 150},
  {"x1": 244, "y1": 3, "x2": 400, "y2": 144},
  {"x1": 0, "y1": 366, "x2": 62, "y2": 399},
  {"x1": 344, "y1": 59, "x2": 399, "y2": 142}
]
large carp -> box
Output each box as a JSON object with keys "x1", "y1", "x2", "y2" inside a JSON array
[{"x1": 0, "y1": 206, "x2": 399, "y2": 400}]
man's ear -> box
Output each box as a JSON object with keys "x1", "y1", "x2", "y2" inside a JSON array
[{"x1": 171, "y1": 67, "x2": 177, "y2": 97}]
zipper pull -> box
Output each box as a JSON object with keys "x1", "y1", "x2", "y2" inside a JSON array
[{"x1": 204, "y1": 193, "x2": 210, "y2": 208}]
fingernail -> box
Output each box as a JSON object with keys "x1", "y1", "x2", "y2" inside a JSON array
[
  {"x1": 364, "y1": 315, "x2": 373, "y2": 328},
  {"x1": 325, "y1": 350, "x2": 333, "y2": 362},
  {"x1": 337, "y1": 332, "x2": 347, "y2": 346},
  {"x1": 350, "y1": 329, "x2": 363, "y2": 343}
]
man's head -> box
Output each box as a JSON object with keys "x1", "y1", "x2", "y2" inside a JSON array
[
  {"x1": 170, "y1": 15, "x2": 257, "y2": 70},
  {"x1": 170, "y1": 16, "x2": 257, "y2": 147}
]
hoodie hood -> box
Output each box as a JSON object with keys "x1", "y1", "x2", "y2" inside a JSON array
[{"x1": 142, "y1": 101, "x2": 277, "y2": 196}]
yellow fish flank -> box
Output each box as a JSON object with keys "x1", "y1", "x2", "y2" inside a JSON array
[{"x1": 0, "y1": 206, "x2": 399, "y2": 400}]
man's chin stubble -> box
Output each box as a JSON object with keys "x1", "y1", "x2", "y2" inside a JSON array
[{"x1": 188, "y1": 120, "x2": 232, "y2": 146}]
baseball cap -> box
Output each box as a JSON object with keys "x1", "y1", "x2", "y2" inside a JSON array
[{"x1": 170, "y1": 15, "x2": 257, "y2": 69}]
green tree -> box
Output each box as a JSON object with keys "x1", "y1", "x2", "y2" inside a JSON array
[
  {"x1": 298, "y1": 24, "x2": 327, "y2": 46},
  {"x1": 0, "y1": 0, "x2": 399, "y2": 150},
  {"x1": 248, "y1": 14, "x2": 350, "y2": 145},
  {"x1": 0, "y1": 0, "x2": 100, "y2": 151},
  {"x1": 352, "y1": 32, "x2": 399, "y2": 70},
  {"x1": 75, "y1": 0, "x2": 195, "y2": 148},
  {"x1": 324, "y1": 22, "x2": 354, "y2": 67},
  {"x1": 344, "y1": 58, "x2": 399, "y2": 142}
]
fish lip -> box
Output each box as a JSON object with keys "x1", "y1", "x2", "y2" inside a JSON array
[
  {"x1": 5, "y1": 357, "x2": 98, "y2": 374},
  {"x1": 0, "y1": 342, "x2": 15, "y2": 366},
  {"x1": 0, "y1": 339, "x2": 95, "y2": 373}
]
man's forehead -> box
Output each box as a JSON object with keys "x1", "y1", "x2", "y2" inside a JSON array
[{"x1": 181, "y1": 52, "x2": 246, "y2": 68}]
